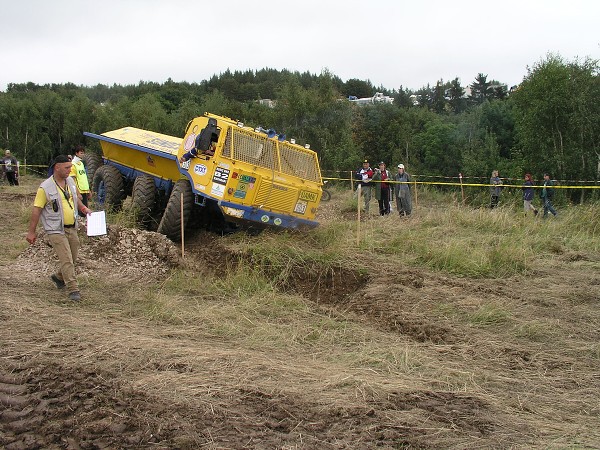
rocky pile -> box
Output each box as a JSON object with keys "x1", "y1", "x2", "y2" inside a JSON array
[{"x1": 17, "y1": 225, "x2": 182, "y2": 282}]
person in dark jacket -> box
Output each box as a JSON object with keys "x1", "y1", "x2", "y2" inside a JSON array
[
  {"x1": 1, "y1": 150, "x2": 19, "y2": 185},
  {"x1": 540, "y1": 173, "x2": 558, "y2": 218},
  {"x1": 522, "y1": 173, "x2": 538, "y2": 216},
  {"x1": 355, "y1": 159, "x2": 374, "y2": 214}
]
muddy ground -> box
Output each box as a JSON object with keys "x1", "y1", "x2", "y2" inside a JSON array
[{"x1": 1, "y1": 185, "x2": 599, "y2": 449}]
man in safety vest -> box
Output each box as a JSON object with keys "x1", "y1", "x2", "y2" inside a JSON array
[
  {"x1": 70, "y1": 145, "x2": 90, "y2": 217},
  {"x1": 26, "y1": 155, "x2": 92, "y2": 301}
]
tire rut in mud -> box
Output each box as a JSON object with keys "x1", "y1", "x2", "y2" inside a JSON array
[
  {"x1": 0, "y1": 360, "x2": 497, "y2": 449},
  {"x1": 0, "y1": 363, "x2": 161, "y2": 449}
]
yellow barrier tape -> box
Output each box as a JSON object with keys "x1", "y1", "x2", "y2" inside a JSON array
[
  {"x1": 6, "y1": 164, "x2": 50, "y2": 168},
  {"x1": 322, "y1": 176, "x2": 600, "y2": 189},
  {"x1": 321, "y1": 170, "x2": 600, "y2": 184}
]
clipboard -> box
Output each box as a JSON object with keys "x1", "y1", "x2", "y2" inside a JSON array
[{"x1": 86, "y1": 211, "x2": 107, "y2": 236}]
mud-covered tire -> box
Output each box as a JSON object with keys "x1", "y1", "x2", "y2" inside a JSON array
[
  {"x1": 82, "y1": 152, "x2": 103, "y2": 187},
  {"x1": 92, "y1": 165, "x2": 125, "y2": 211},
  {"x1": 131, "y1": 175, "x2": 157, "y2": 228},
  {"x1": 321, "y1": 189, "x2": 331, "y2": 202},
  {"x1": 157, "y1": 180, "x2": 193, "y2": 241}
]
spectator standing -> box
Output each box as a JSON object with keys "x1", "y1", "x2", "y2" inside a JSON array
[
  {"x1": 70, "y1": 145, "x2": 91, "y2": 217},
  {"x1": 2, "y1": 150, "x2": 19, "y2": 185},
  {"x1": 540, "y1": 173, "x2": 558, "y2": 218},
  {"x1": 522, "y1": 173, "x2": 538, "y2": 216},
  {"x1": 373, "y1": 161, "x2": 392, "y2": 216},
  {"x1": 355, "y1": 159, "x2": 374, "y2": 214},
  {"x1": 394, "y1": 164, "x2": 412, "y2": 216},
  {"x1": 490, "y1": 170, "x2": 503, "y2": 208},
  {"x1": 26, "y1": 155, "x2": 92, "y2": 302}
]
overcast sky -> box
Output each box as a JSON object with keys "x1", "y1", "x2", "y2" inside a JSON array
[{"x1": 1, "y1": 0, "x2": 598, "y2": 93}]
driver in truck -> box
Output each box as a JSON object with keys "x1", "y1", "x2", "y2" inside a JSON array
[{"x1": 179, "y1": 117, "x2": 219, "y2": 163}]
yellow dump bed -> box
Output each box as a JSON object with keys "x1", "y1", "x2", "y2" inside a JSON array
[{"x1": 85, "y1": 127, "x2": 183, "y2": 181}]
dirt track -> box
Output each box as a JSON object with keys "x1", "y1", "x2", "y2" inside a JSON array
[{"x1": 1, "y1": 187, "x2": 599, "y2": 449}]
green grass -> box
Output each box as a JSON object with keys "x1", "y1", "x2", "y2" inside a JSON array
[
  {"x1": 355, "y1": 201, "x2": 598, "y2": 278},
  {"x1": 514, "y1": 321, "x2": 555, "y2": 342},
  {"x1": 219, "y1": 193, "x2": 599, "y2": 281},
  {"x1": 467, "y1": 303, "x2": 511, "y2": 327}
]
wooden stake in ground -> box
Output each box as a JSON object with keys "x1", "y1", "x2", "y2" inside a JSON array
[
  {"x1": 413, "y1": 176, "x2": 418, "y2": 209},
  {"x1": 356, "y1": 184, "x2": 361, "y2": 246},
  {"x1": 459, "y1": 173, "x2": 465, "y2": 205},
  {"x1": 180, "y1": 192, "x2": 185, "y2": 258}
]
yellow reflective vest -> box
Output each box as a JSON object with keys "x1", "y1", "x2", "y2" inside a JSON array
[{"x1": 70, "y1": 158, "x2": 90, "y2": 193}]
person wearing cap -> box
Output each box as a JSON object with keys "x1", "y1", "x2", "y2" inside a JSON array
[
  {"x1": 26, "y1": 155, "x2": 93, "y2": 302},
  {"x1": 540, "y1": 173, "x2": 558, "y2": 218},
  {"x1": 355, "y1": 159, "x2": 374, "y2": 214},
  {"x1": 1, "y1": 149, "x2": 19, "y2": 186},
  {"x1": 394, "y1": 163, "x2": 412, "y2": 216},
  {"x1": 490, "y1": 170, "x2": 503, "y2": 208},
  {"x1": 372, "y1": 161, "x2": 392, "y2": 215},
  {"x1": 47, "y1": 154, "x2": 71, "y2": 177},
  {"x1": 69, "y1": 145, "x2": 91, "y2": 217}
]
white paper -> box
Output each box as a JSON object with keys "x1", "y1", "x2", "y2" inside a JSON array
[{"x1": 86, "y1": 211, "x2": 107, "y2": 236}]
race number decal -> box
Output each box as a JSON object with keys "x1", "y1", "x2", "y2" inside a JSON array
[{"x1": 213, "y1": 167, "x2": 230, "y2": 185}]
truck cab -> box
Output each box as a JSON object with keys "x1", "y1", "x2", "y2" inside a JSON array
[{"x1": 177, "y1": 113, "x2": 323, "y2": 230}]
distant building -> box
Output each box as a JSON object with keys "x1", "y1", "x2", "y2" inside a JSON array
[
  {"x1": 348, "y1": 92, "x2": 394, "y2": 106},
  {"x1": 257, "y1": 99, "x2": 276, "y2": 108}
]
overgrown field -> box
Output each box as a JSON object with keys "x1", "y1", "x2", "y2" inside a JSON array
[{"x1": 1, "y1": 176, "x2": 599, "y2": 449}]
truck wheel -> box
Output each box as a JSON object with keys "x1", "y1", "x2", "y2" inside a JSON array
[
  {"x1": 92, "y1": 165, "x2": 125, "y2": 211},
  {"x1": 157, "y1": 180, "x2": 193, "y2": 241},
  {"x1": 82, "y1": 152, "x2": 103, "y2": 187},
  {"x1": 132, "y1": 175, "x2": 157, "y2": 228}
]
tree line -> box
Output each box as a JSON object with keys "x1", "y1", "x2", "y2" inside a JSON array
[{"x1": 1, "y1": 54, "x2": 598, "y2": 202}]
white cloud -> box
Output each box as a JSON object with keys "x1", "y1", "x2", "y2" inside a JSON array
[{"x1": 1, "y1": 0, "x2": 598, "y2": 91}]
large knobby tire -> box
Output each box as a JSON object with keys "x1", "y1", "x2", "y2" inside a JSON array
[
  {"x1": 157, "y1": 180, "x2": 194, "y2": 241},
  {"x1": 82, "y1": 152, "x2": 103, "y2": 187},
  {"x1": 92, "y1": 165, "x2": 125, "y2": 211},
  {"x1": 131, "y1": 175, "x2": 157, "y2": 228},
  {"x1": 321, "y1": 189, "x2": 331, "y2": 202}
]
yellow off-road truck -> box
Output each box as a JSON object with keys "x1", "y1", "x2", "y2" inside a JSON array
[{"x1": 84, "y1": 113, "x2": 324, "y2": 239}]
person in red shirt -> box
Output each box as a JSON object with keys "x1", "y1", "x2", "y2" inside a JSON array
[{"x1": 373, "y1": 161, "x2": 392, "y2": 215}]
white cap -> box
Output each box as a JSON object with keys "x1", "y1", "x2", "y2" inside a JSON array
[{"x1": 397, "y1": 163, "x2": 404, "y2": 169}]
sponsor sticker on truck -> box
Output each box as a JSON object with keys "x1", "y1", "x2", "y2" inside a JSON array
[
  {"x1": 194, "y1": 164, "x2": 207, "y2": 175},
  {"x1": 294, "y1": 200, "x2": 308, "y2": 214},
  {"x1": 299, "y1": 190, "x2": 318, "y2": 202}
]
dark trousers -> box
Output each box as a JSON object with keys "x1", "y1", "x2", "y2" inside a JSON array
[
  {"x1": 6, "y1": 172, "x2": 18, "y2": 185},
  {"x1": 378, "y1": 188, "x2": 391, "y2": 215},
  {"x1": 490, "y1": 195, "x2": 499, "y2": 208},
  {"x1": 79, "y1": 193, "x2": 89, "y2": 217}
]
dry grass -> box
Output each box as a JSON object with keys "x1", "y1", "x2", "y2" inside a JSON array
[{"x1": 1, "y1": 176, "x2": 599, "y2": 448}]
